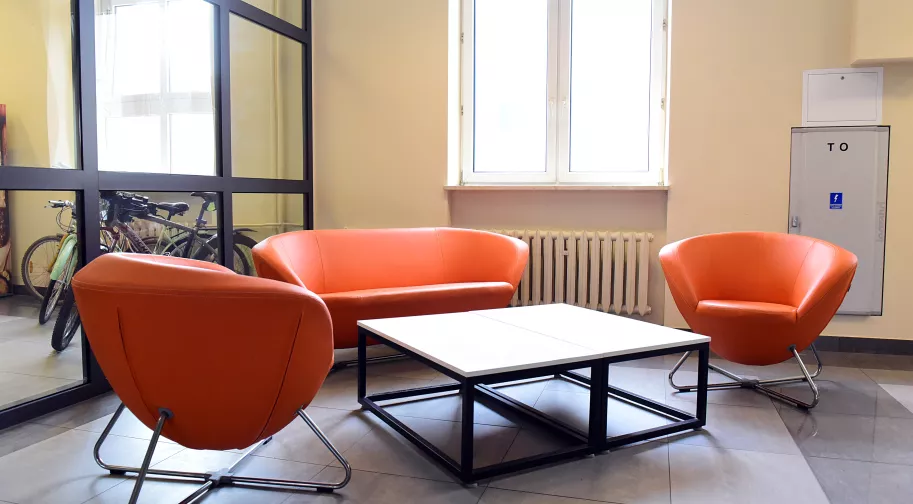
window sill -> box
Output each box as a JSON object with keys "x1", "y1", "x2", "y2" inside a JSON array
[{"x1": 445, "y1": 184, "x2": 669, "y2": 192}]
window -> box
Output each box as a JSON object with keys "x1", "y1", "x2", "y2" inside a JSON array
[
  {"x1": 95, "y1": 0, "x2": 216, "y2": 175},
  {"x1": 462, "y1": 0, "x2": 667, "y2": 185}
]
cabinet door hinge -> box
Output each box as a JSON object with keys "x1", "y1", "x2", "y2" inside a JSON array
[
  {"x1": 660, "y1": 98, "x2": 665, "y2": 110},
  {"x1": 662, "y1": 19, "x2": 668, "y2": 31}
]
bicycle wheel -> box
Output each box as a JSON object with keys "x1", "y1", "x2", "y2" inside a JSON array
[
  {"x1": 51, "y1": 288, "x2": 81, "y2": 352},
  {"x1": 38, "y1": 254, "x2": 76, "y2": 325},
  {"x1": 21, "y1": 235, "x2": 61, "y2": 300},
  {"x1": 190, "y1": 236, "x2": 251, "y2": 275},
  {"x1": 233, "y1": 234, "x2": 258, "y2": 276}
]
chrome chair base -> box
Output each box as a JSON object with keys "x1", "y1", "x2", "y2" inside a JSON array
[
  {"x1": 95, "y1": 403, "x2": 352, "y2": 504},
  {"x1": 668, "y1": 344, "x2": 822, "y2": 409}
]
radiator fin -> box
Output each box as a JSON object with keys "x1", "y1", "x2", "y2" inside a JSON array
[{"x1": 492, "y1": 230, "x2": 653, "y2": 317}]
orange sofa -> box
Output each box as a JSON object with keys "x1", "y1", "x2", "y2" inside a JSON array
[{"x1": 252, "y1": 228, "x2": 529, "y2": 350}]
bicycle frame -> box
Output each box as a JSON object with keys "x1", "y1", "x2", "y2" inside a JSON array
[{"x1": 49, "y1": 233, "x2": 78, "y2": 283}]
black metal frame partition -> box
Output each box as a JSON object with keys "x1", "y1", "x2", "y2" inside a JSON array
[{"x1": 0, "y1": 0, "x2": 313, "y2": 430}]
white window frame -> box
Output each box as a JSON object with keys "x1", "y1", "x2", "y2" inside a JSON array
[
  {"x1": 460, "y1": 0, "x2": 668, "y2": 186},
  {"x1": 97, "y1": 0, "x2": 216, "y2": 174}
]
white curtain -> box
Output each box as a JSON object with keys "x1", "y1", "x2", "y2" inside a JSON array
[{"x1": 95, "y1": 0, "x2": 216, "y2": 175}]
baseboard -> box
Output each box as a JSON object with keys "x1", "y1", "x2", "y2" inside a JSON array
[
  {"x1": 814, "y1": 335, "x2": 913, "y2": 356},
  {"x1": 671, "y1": 327, "x2": 913, "y2": 357}
]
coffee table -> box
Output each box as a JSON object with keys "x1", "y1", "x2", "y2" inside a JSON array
[{"x1": 356, "y1": 303, "x2": 710, "y2": 484}]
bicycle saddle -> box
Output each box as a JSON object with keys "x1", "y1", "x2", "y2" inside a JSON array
[
  {"x1": 191, "y1": 192, "x2": 218, "y2": 202},
  {"x1": 156, "y1": 202, "x2": 190, "y2": 215}
]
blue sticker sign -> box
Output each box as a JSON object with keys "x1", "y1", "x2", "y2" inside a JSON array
[{"x1": 830, "y1": 192, "x2": 843, "y2": 210}]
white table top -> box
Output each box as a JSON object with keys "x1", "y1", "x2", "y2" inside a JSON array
[{"x1": 357, "y1": 304, "x2": 709, "y2": 378}]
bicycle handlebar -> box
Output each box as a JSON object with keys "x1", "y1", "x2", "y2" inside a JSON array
[{"x1": 46, "y1": 200, "x2": 74, "y2": 209}]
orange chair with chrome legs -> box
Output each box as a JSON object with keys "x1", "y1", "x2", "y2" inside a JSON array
[
  {"x1": 660, "y1": 232, "x2": 857, "y2": 409},
  {"x1": 71, "y1": 254, "x2": 351, "y2": 504}
]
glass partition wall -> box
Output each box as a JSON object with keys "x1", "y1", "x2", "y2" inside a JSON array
[{"x1": 0, "y1": 0, "x2": 312, "y2": 429}]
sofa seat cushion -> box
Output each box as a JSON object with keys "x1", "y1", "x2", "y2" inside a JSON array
[
  {"x1": 321, "y1": 282, "x2": 516, "y2": 349},
  {"x1": 696, "y1": 300, "x2": 797, "y2": 324}
]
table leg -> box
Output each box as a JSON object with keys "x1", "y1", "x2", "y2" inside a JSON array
[
  {"x1": 357, "y1": 328, "x2": 367, "y2": 406},
  {"x1": 588, "y1": 360, "x2": 609, "y2": 449},
  {"x1": 696, "y1": 344, "x2": 709, "y2": 428},
  {"x1": 460, "y1": 380, "x2": 475, "y2": 482}
]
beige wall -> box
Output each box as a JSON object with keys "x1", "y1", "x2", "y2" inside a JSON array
[
  {"x1": 0, "y1": 0, "x2": 76, "y2": 285},
  {"x1": 312, "y1": 0, "x2": 451, "y2": 229},
  {"x1": 663, "y1": 0, "x2": 853, "y2": 326},
  {"x1": 852, "y1": 0, "x2": 913, "y2": 64}
]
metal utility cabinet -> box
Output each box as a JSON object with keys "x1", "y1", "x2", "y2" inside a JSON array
[{"x1": 788, "y1": 126, "x2": 890, "y2": 316}]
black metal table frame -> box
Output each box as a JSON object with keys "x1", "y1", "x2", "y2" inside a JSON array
[{"x1": 357, "y1": 327, "x2": 710, "y2": 484}]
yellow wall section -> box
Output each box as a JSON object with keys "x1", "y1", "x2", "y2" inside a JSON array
[
  {"x1": 663, "y1": 0, "x2": 853, "y2": 326},
  {"x1": 0, "y1": 0, "x2": 77, "y2": 285},
  {"x1": 852, "y1": 0, "x2": 913, "y2": 64},
  {"x1": 312, "y1": 0, "x2": 451, "y2": 229}
]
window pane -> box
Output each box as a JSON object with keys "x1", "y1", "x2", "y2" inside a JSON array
[
  {"x1": 0, "y1": 190, "x2": 85, "y2": 410},
  {"x1": 98, "y1": 190, "x2": 222, "y2": 268},
  {"x1": 230, "y1": 15, "x2": 304, "y2": 180},
  {"x1": 473, "y1": 0, "x2": 549, "y2": 173},
  {"x1": 96, "y1": 0, "x2": 217, "y2": 175},
  {"x1": 232, "y1": 193, "x2": 304, "y2": 276},
  {"x1": 112, "y1": 3, "x2": 163, "y2": 95},
  {"x1": 0, "y1": 2, "x2": 78, "y2": 169},
  {"x1": 569, "y1": 0, "x2": 653, "y2": 173},
  {"x1": 167, "y1": 1, "x2": 215, "y2": 93},
  {"x1": 240, "y1": 0, "x2": 303, "y2": 28},
  {"x1": 170, "y1": 114, "x2": 215, "y2": 175},
  {"x1": 99, "y1": 116, "x2": 162, "y2": 173}
]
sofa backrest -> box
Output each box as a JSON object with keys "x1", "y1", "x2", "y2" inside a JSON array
[{"x1": 253, "y1": 227, "x2": 529, "y2": 294}]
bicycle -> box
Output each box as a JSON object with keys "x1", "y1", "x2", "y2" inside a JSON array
[
  {"x1": 21, "y1": 200, "x2": 75, "y2": 300},
  {"x1": 51, "y1": 191, "x2": 257, "y2": 351},
  {"x1": 37, "y1": 201, "x2": 78, "y2": 324}
]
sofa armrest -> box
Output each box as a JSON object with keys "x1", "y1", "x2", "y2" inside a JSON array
[{"x1": 436, "y1": 228, "x2": 529, "y2": 288}]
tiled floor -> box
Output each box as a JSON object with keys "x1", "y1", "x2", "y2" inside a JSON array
[
  {"x1": 0, "y1": 351, "x2": 912, "y2": 503},
  {"x1": 0, "y1": 296, "x2": 84, "y2": 410}
]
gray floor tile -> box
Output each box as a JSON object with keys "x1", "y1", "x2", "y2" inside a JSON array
[
  {"x1": 312, "y1": 368, "x2": 434, "y2": 411},
  {"x1": 330, "y1": 413, "x2": 517, "y2": 483},
  {"x1": 0, "y1": 429, "x2": 183, "y2": 504},
  {"x1": 875, "y1": 387, "x2": 913, "y2": 419},
  {"x1": 480, "y1": 488, "x2": 601, "y2": 503},
  {"x1": 0, "y1": 371, "x2": 81, "y2": 410},
  {"x1": 669, "y1": 444, "x2": 828, "y2": 504},
  {"x1": 669, "y1": 403, "x2": 800, "y2": 455},
  {"x1": 0, "y1": 421, "x2": 70, "y2": 457},
  {"x1": 863, "y1": 368, "x2": 913, "y2": 386},
  {"x1": 774, "y1": 366, "x2": 879, "y2": 416},
  {"x1": 0, "y1": 338, "x2": 84, "y2": 380},
  {"x1": 30, "y1": 392, "x2": 122, "y2": 429},
  {"x1": 76, "y1": 409, "x2": 181, "y2": 445},
  {"x1": 254, "y1": 406, "x2": 375, "y2": 465},
  {"x1": 490, "y1": 441, "x2": 671, "y2": 504},
  {"x1": 778, "y1": 408, "x2": 875, "y2": 461},
  {"x1": 876, "y1": 384, "x2": 913, "y2": 414},
  {"x1": 873, "y1": 416, "x2": 913, "y2": 465},
  {"x1": 284, "y1": 467, "x2": 486, "y2": 503},
  {"x1": 806, "y1": 457, "x2": 872, "y2": 504},
  {"x1": 532, "y1": 389, "x2": 674, "y2": 438},
  {"x1": 869, "y1": 462, "x2": 913, "y2": 503}
]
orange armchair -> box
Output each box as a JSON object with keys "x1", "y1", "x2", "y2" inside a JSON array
[
  {"x1": 660, "y1": 232, "x2": 857, "y2": 408},
  {"x1": 252, "y1": 228, "x2": 528, "y2": 362},
  {"x1": 71, "y1": 254, "x2": 351, "y2": 504}
]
